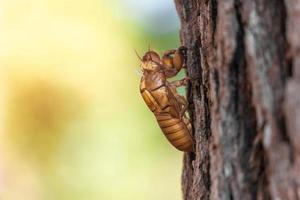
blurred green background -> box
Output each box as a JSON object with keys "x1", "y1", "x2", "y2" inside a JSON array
[{"x1": 0, "y1": 0, "x2": 184, "y2": 199}]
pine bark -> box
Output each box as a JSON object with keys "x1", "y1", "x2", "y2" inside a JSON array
[{"x1": 174, "y1": 0, "x2": 300, "y2": 199}]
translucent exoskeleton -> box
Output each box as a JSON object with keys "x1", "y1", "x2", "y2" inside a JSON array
[{"x1": 138, "y1": 46, "x2": 194, "y2": 152}]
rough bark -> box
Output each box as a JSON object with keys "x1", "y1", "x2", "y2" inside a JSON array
[{"x1": 174, "y1": 0, "x2": 300, "y2": 199}]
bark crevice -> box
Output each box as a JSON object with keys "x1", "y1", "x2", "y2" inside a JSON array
[{"x1": 175, "y1": 0, "x2": 300, "y2": 199}]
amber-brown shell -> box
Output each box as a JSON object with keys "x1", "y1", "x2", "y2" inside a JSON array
[{"x1": 140, "y1": 71, "x2": 193, "y2": 152}]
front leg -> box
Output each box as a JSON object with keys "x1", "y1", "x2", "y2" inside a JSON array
[
  {"x1": 173, "y1": 47, "x2": 187, "y2": 75},
  {"x1": 162, "y1": 47, "x2": 187, "y2": 78},
  {"x1": 162, "y1": 49, "x2": 176, "y2": 57},
  {"x1": 163, "y1": 46, "x2": 187, "y2": 58},
  {"x1": 161, "y1": 49, "x2": 177, "y2": 78}
]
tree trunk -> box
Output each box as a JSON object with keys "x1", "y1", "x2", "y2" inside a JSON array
[{"x1": 174, "y1": 0, "x2": 300, "y2": 199}]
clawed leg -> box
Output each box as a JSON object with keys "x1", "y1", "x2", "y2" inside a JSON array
[
  {"x1": 163, "y1": 49, "x2": 176, "y2": 57},
  {"x1": 177, "y1": 95, "x2": 188, "y2": 118},
  {"x1": 161, "y1": 47, "x2": 188, "y2": 78},
  {"x1": 177, "y1": 46, "x2": 187, "y2": 68},
  {"x1": 169, "y1": 77, "x2": 190, "y2": 87},
  {"x1": 163, "y1": 46, "x2": 187, "y2": 58},
  {"x1": 168, "y1": 77, "x2": 190, "y2": 118}
]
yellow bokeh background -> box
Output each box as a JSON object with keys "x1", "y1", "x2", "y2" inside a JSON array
[{"x1": 0, "y1": 0, "x2": 184, "y2": 200}]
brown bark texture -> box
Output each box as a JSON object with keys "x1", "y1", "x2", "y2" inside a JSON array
[{"x1": 174, "y1": 0, "x2": 300, "y2": 199}]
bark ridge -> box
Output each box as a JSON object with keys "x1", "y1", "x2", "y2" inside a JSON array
[{"x1": 175, "y1": 0, "x2": 300, "y2": 199}]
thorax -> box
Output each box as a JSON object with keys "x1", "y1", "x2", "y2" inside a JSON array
[{"x1": 140, "y1": 70, "x2": 166, "y2": 91}]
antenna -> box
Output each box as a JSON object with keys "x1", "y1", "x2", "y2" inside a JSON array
[{"x1": 134, "y1": 49, "x2": 142, "y2": 61}]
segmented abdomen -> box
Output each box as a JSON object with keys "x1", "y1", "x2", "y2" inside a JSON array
[
  {"x1": 140, "y1": 76, "x2": 193, "y2": 152},
  {"x1": 156, "y1": 113, "x2": 193, "y2": 152}
]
